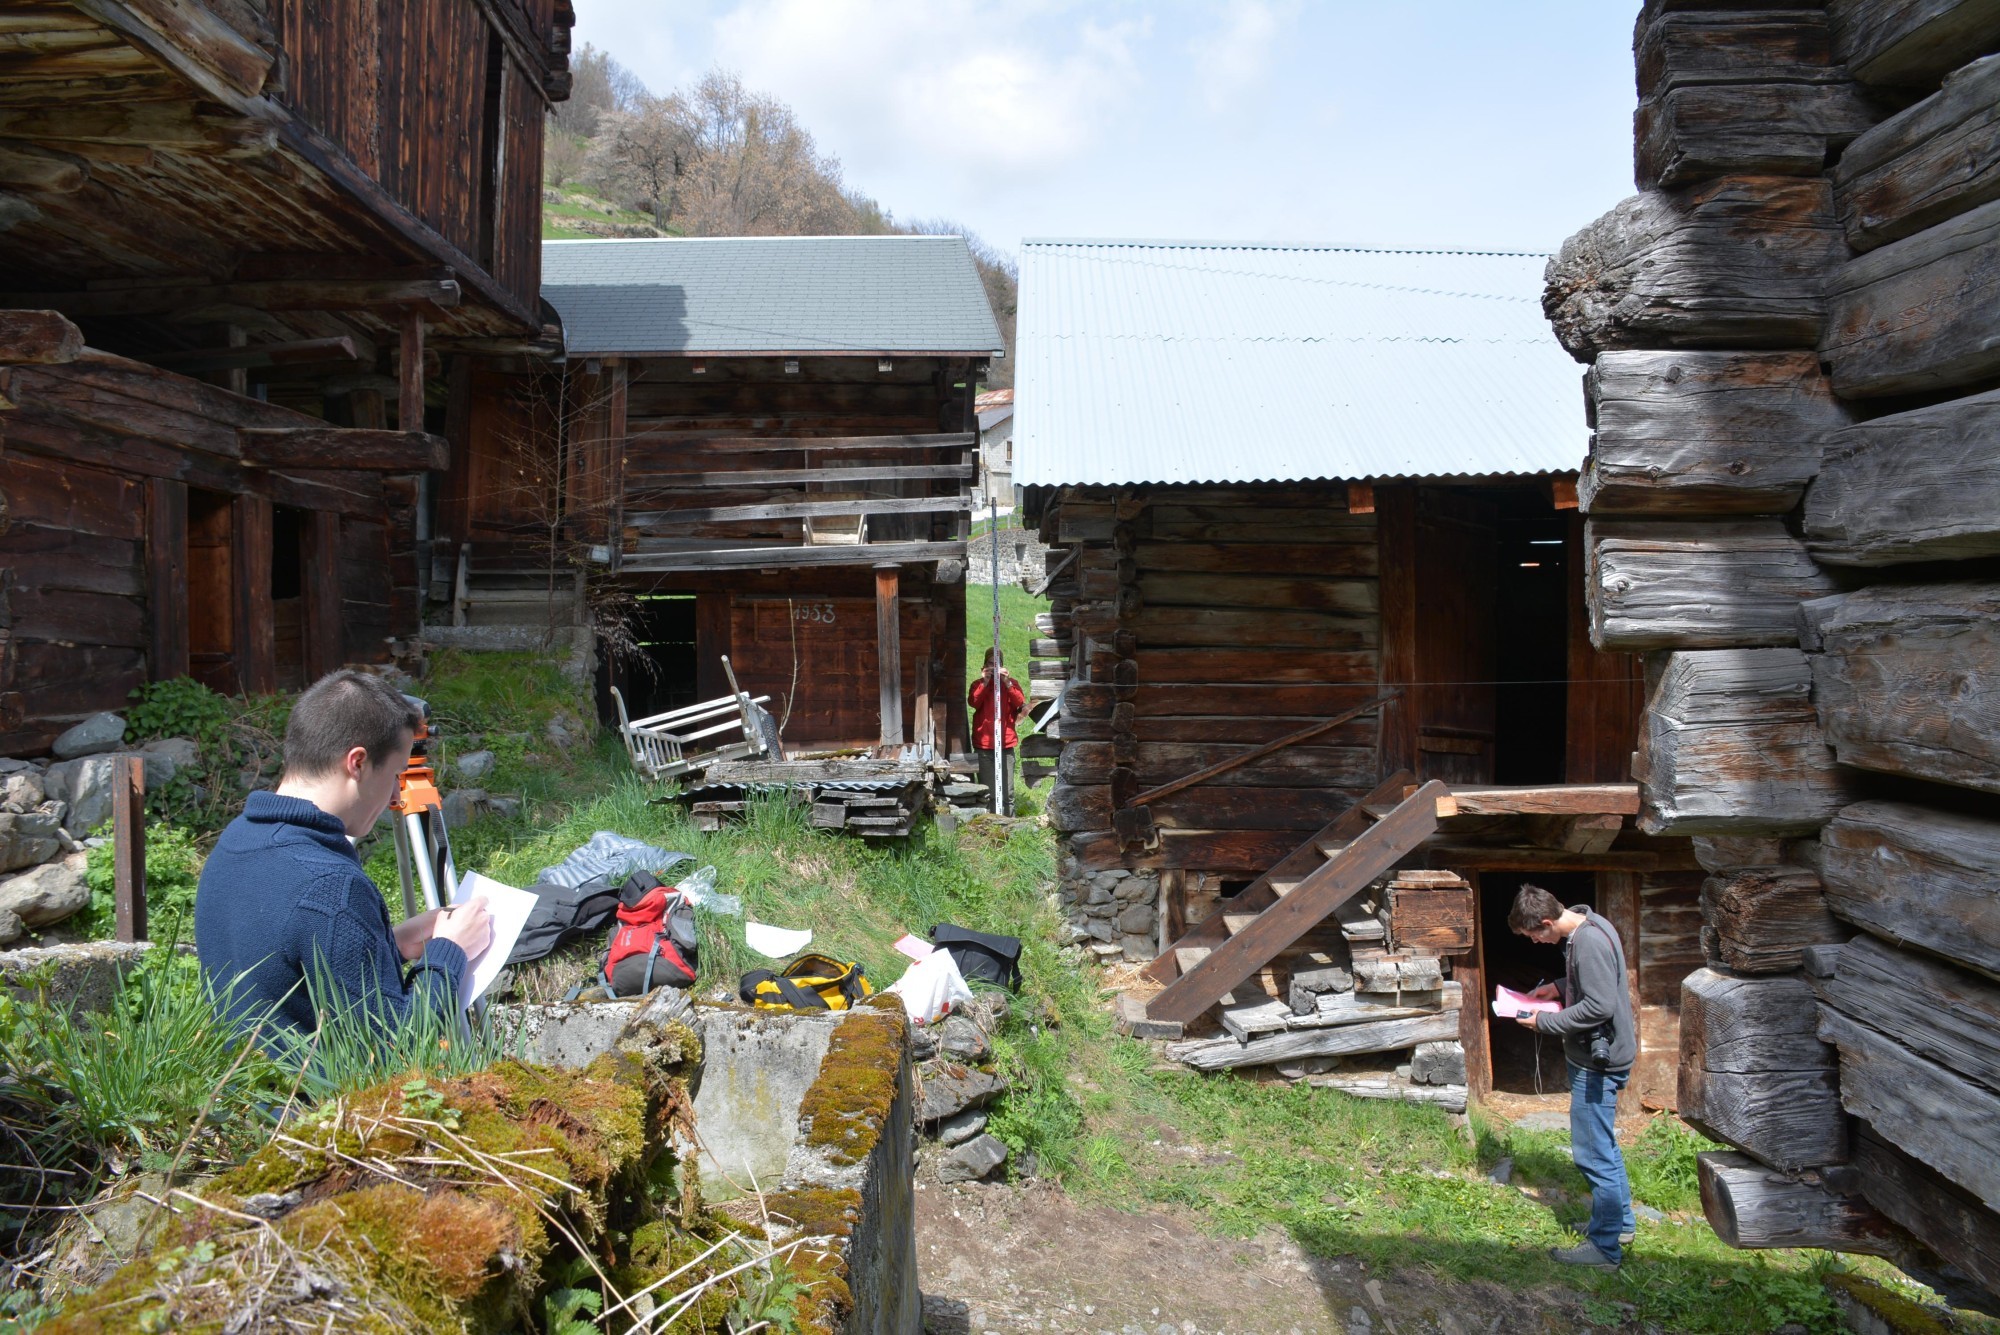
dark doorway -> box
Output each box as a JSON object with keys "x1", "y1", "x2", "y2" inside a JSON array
[
  {"x1": 1481, "y1": 870, "x2": 1595, "y2": 1095},
  {"x1": 187, "y1": 489, "x2": 235, "y2": 694},
  {"x1": 601, "y1": 594, "x2": 699, "y2": 724},
  {"x1": 272, "y1": 505, "x2": 306, "y2": 691},
  {"x1": 1493, "y1": 499, "x2": 1569, "y2": 784}
]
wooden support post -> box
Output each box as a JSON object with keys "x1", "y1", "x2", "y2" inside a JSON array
[
  {"x1": 914, "y1": 641, "x2": 933, "y2": 753},
  {"x1": 233, "y1": 493, "x2": 277, "y2": 696},
  {"x1": 112, "y1": 754, "x2": 145, "y2": 943},
  {"x1": 302, "y1": 510, "x2": 343, "y2": 680},
  {"x1": 398, "y1": 309, "x2": 424, "y2": 433},
  {"x1": 875, "y1": 563, "x2": 904, "y2": 751},
  {"x1": 145, "y1": 477, "x2": 190, "y2": 681}
]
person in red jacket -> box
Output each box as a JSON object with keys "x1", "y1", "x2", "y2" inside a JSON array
[{"x1": 968, "y1": 648, "x2": 1026, "y2": 815}]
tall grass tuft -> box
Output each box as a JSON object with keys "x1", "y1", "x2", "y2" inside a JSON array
[{"x1": 290, "y1": 958, "x2": 520, "y2": 1102}]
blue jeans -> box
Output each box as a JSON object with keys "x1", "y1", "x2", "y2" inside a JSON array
[{"x1": 1568, "y1": 1061, "x2": 1635, "y2": 1263}]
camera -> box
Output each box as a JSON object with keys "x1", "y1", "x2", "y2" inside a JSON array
[{"x1": 1589, "y1": 1026, "x2": 1613, "y2": 1066}]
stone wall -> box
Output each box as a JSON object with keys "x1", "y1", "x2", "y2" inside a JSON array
[{"x1": 1056, "y1": 855, "x2": 1160, "y2": 962}]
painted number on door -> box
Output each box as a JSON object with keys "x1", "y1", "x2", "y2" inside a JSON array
[{"x1": 793, "y1": 602, "x2": 837, "y2": 624}]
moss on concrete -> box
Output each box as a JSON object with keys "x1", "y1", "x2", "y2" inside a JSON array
[{"x1": 799, "y1": 1002, "x2": 907, "y2": 1166}]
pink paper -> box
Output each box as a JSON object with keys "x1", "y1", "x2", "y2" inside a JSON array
[
  {"x1": 894, "y1": 933, "x2": 934, "y2": 961},
  {"x1": 1491, "y1": 984, "x2": 1561, "y2": 1019}
]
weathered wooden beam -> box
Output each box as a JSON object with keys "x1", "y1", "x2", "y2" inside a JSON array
[
  {"x1": 625, "y1": 463, "x2": 975, "y2": 490},
  {"x1": 397, "y1": 309, "x2": 424, "y2": 432},
  {"x1": 1, "y1": 277, "x2": 461, "y2": 318},
  {"x1": 615, "y1": 539, "x2": 969, "y2": 573},
  {"x1": 1586, "y1": 520, "x2": 1837, "y2": 651},
  {"x1": 0, "y1": 143, "x2": 88, "y2": 193},
  {"x1": 1698, "y1": 1151, "x2": 1914, "y2": 1256},
  {"x1": 1818, "y1": 1006, "x2": 2000, "y2": 1212},
  {"x1": 1059, "y1": 740, "x2": 1376, "y2": 790},
  {"x1": 1805, "y1": 388, "x2": 2000, "y2": 565},
  {"x1": 1702, "y1": 866, "x2": 1846, "y2": 975},
  {"x1": 1443, "y1": 783, "x2": 1642, "y2": 816},
  {"x1": 1524, "y1": 811, "x2": 1625, "y2": 854},
  {"x1": 626, "y1": 495, "x2": 974, "y2": 527},
  {"x1": 1166, "y1": 1009, "x2": 1460, "y2": 1071},
  {"x1": 1828, "y1": 0, "x2": 2000, "y2": 89},
  {"x1": 1543, "y1": 176, "x2": 1845, "y2": 361},
  {"x1": 1421, "y1": 843, "x2": 1691, "y2": 873},
  {"x1": 1680, "y1": 968, "x2": 1847, "y2": 1172},
  {"x1": 1834, "y1": 52, "x2": 2000, "y2": 250},
  {"x1": 875, "y1": 564, "x2": 903, "y2": 751},
  {"x1": 0, "y1": 309, "x2": 83, "y2": 364},
  {"x1": 1801, "y1": 584, "x2": 2000, "y2": 792},
  {"x1": 1851, "y1": 1126, "x2": 2000, "y2": 1303},
  {"x1": 150, "y1": 335, "x2": 361, "y2": 373},
  {"x1": 1636, "y1": 8, "x2": 1849, "y2": 99},
  {"x1": 1821, "y1": 800, "x2": 2000, "y2": 980},
  {"x1": 1810, "y1": 935, "x2": 2000, "y2": 1095},
  {"x1": 238, "y1": 428, "x2": 449, "y2": 472},
  {"x1": 1822, "y1": 196, "x2": 2000, "y2": 397},
  {"x1": 1635, "y1": 649, "x2": 1855, "y2": 836},
  {"x1": 69, "y1": 0, "x2": 275, "y2": 101},
  {"x1": 1583, "y1": 351, "x2": 1845, "y2": 516},
  {"x1": 690, "y1": 431, "x2": 975, "y2": 453},
  {"x1": 0, "y1": 102, "x2": 273, "y2": 155},
  {"x1": 111, "y1": 754, "x2": 145, "y2": 942}
]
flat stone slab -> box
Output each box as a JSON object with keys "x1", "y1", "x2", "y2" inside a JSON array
[
  {"x1": 917, "y1": 1067, "x2": 1006, "y2": 1124},
  {"x1": 0, "y1": 940, "x2": 152, "y2": 1014},
  {"x1": 938, "y1": 1132, "x2": 1008, "y2": 1183}
]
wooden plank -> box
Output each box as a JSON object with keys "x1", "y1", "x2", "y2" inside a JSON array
[
  {"x1": 875, "y1": 564, "x2": 902, "y2": 750},
  {"x1": 1221, "y1": 984, "x2": 1460, "y2": 1041},
  {"x1": 1421, "y1": 844, "x2": 1685, "y2": 873},
  {"x1": 1583, "y1": 351, "x2": 1846, "y2": 516},
  {"x1": 1545, "y1": 176, "x2": 1845, "y2": 360},
  {"x1": 232, "y1": 493, "x2": 275, "y2": 696},
  {"x1": 1811, "y1": 935, "x2": 2000, "y2": 1096},
  {"x1": 0, "y1": 309, "x2": 83, "y2": 364},
  {"x1": 1806, "y1": 388, "x2": 2000, "y2": 565},
  {"x1": 143, "y1": 477, "x2": 188, "y2": 682},
  {"x1": 1852, "y1": 1126, "x2": 2000, "y2": 1301},
  {"x1": 69, "y1": 0, "x2": 275, "y2": 99},
  {"x1": 1821, "y1": 800, "x2": 2000, "y2": 980},
  {"x1": 1060, "y1": 741, "x2": 1376, "y2": 790},
  {"x1": 627, "y1": 495, "x2": 974, "y2": 527},
  {"x1": 1125, "y1": 693, "x2": 1396, "y2": 808},
  {"x1": 1137, "y1": 573, "x2": 1378, "y2": 615},
  {"x1": 1819, "y1": 1007, "x2": 2000, "y2": 1211},
  {"x1": 690, "y1": 431, "x2": 973, "y2": 453},
  {"x1": 1445, "y1": 784, "x2": 1641, "y2": 816},
  {"x1": 1130, "y1": 647, "x2": 1377, "y2": 684},
  {"x1": 1586, "y1": 520, "x2": 1837, "y2": 651},
  {"x1": 625, "y1": 463, "x2": 975, "y2": 489},
  {"x1": 1827, "y1": 0, "x2": 2000, "y2": 89},
  {"x1": 1131, "y1": 541, "x2": 1379, "y2": 577},
  {"x1": 1166, "y1": 1009, "x2": 1461, "y2": 1071},
  {"x1": 1140, "y1": 771, "x2": 1415, "y2": 986},
  {"x1": 1702, "y1": 866, "x2": 1847, "y2": 975},
  {"x1": 1822, "y1": 195, "x2": 2000, "y2": 397},
  {"x1": 1147, "y1": 781, "x2": 1447, "y2": 1025},
  {"x1": 111, "y1": 754, "x2": 145, "y2": 942},
  {"x1": 1680, "y1": 968, "x2": 1847, "y2": 1172},
  {"x1": 302, "y1": 511, "x2": 342, "y2": 681},
  {"x1": 1697, "y1": 1151, "x2": 1914, "y2": 1256},
  {"x1": 1802, "y1": 584, "x2": 2000, "y2": 792},
  {"x1": 1, "y1": 275, "x2": 460, "y2": 316},
  {"x1": 239, "y1": 427, "x2": 449, "y2": 472},
  {"x1": 1834, "y1": 52, "x2": 2000, "y2": 250},
  {"x1": 1637, "y1": 80, "x2": 1875, "y2": 188},
  {"x1": 617, "y1": 540, "x2": 969, "y2": 572},
  {"x1": 1635, "y1": 648, "x2": 1855, "y2": 836},
  {"x1": 1124, "y1": 605, "x2": 1375, "y2": 650},
  {"x1": 1524, "y1": 811, "x2": 1624, "y2": 853}
]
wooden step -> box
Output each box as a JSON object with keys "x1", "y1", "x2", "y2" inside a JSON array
[
  {"x1": 1314, "y1": 836, "x2": 1348, "y2": 858},
  {"x1": 1222, "y1": 913, "x2": 1258, "y2": 935},
  {"x1": 1269, "y1": 877, "x2": 1305, "y2": 897},
  {"x1": 1176, "y1": 947, "x2": 1212, "y2": 973}
]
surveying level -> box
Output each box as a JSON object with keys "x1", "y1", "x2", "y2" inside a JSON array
[{"x1": 389, "y1": 694, "x2": 459, "y2": 919}]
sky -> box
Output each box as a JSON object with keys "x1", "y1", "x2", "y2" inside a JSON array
[{"x1": 569, "y1": 1, "x2": 1643, "y2": 258}]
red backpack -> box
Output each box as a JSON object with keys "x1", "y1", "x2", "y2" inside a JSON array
[{"x1": 601, "y1": 872, "x2": 699, "y2": 997}]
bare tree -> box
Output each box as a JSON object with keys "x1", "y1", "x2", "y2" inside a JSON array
[
  {"x1": 587, "y1": 96, "x2": 690, "y2": 227},
  {"x1": 556, "y1": 43, "x2": 646, "y2": 139}
]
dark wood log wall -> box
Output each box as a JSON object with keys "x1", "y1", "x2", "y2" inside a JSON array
[
  {"x1": 275, "y1": 0, "x2": 557, "y2": 313},
  {"x1": 1551, "y1": 0, "x2": 2000, "y2": 1299}
]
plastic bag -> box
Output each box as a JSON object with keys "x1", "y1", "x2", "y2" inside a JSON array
[
  {"x1": 674, "y1": 865, "x2": 741, "y2": 916},
  {"x1": 883, "y1": 948, "x2": 975, "y2": 1025},
  {"x1": 536, "y1": 832, "x2": 690, "y2": 889}
]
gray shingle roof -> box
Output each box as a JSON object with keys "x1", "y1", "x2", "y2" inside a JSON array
[{"x1": 542, "y1": 235, "x2": 1006, "y2": 357}]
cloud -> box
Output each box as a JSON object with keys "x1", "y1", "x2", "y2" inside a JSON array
[
  {"x1": 1192, "y1": 0, "x2": 1298, "y2": 114},
  {"x1": 706, "y1": 0, "x2": 1149, "y2": 177}
]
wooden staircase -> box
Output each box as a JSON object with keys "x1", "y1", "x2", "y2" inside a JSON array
[{"x1": 1141, "y1": 773, "x2": 1449, "y2": 1026}]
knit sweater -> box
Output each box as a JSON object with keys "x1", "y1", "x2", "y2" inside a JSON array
[
  {"x1": 1535, "y1": 905, "x2": 1638, "y2": 1072},
  {"x1": 194, "y1": 792, "x2": 467, "y2": 1037}
]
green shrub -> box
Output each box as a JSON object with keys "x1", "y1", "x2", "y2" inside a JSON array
[{"x1": 79, "y1": 824, "x2": 205, "y2": 941}]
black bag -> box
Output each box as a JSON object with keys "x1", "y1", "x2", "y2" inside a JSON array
[
  {"x1": 931, "y1": 923, "x2": 1022, "y2": 990},
  {"x1": 505, "y1": 875, "x2": 623, "y2": 967}
]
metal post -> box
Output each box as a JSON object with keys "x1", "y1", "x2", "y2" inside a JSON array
[
  {"x1": 991, "y1": 492, "x2": 1003, "y2": 816},
  {"x1": 112, "y1": 754, "x2": 146, "y2": 942}
]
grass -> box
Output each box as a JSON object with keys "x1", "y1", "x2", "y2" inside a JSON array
[{"x1": 540, "y1": 190, "x2": 670, "y2": 239}]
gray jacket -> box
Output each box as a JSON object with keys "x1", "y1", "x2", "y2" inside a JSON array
[{"x1": 1537, "y1": 906, "x2": 1637, "y2": 1072}]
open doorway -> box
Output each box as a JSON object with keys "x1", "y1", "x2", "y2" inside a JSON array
[
  {"x1": 600, "y1": 593, "x2": 699, "y2": 724},
  {"x1": 271, "y1": 505, "x2": 306, "y2": 690},
  {"x1": 1480, "y1": 870, "x2": 1595, "y2": 1095},
  {"x1": 1493, "y1": 495, "x2": 1568, "y2": 784}
]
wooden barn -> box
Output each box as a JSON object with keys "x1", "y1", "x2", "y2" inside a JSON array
[
  {"x1": 1014, "y1": 240, "x2": 1703, "y2": 1104},
  {"x1": 1546, "y1": 0, "x2": 2000, "y2": 1308},
  {"x1": 499, "y1": 235, "x2": 1007, "y2": 754},
  {"x1": 0, "y1": 0, "x2": 572, "y2": 755}
]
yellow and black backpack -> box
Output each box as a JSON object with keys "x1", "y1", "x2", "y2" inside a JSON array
[{"x1": 739, "y1": 954, "x2": 873, "y2": 1012}]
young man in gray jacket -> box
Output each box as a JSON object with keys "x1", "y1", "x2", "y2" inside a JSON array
[{"x1": 1510, "y1": 884, "x2": 1638, "y2": 1269}]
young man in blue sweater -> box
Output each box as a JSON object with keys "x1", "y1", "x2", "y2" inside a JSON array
[{"x1": 196, "y1": 670, "x2": 492, "y2": 1038}]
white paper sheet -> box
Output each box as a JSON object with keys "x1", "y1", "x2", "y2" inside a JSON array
[
  {"x1": 744, "y1": 920, "x2": 813, "y2": 959},
  {"x1": 1490, "y1": 984, "x2": 1561, "y2": 1019},
  {"x1": 454, "y1": 871, "x2": 538, "y2": 1006}
]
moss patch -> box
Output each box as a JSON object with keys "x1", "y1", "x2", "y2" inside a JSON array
[
  {"x1": 798, "y1": 1004, "x2": 907, "y2": 1167},
  {"x1": 1824, "y1": 1272, "x2": 1961, "y2": 1335}
]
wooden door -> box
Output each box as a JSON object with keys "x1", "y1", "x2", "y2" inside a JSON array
[
  {"x1": 187, "y1": 489, "x2": 236, "y2": 693},
  {"x1": 726, "y1": 595, "x2": 933, "y2": 748}
]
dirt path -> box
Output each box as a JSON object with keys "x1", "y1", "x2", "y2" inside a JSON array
[{"x1": 915, "y1": 1178, "x2": 1641, "y2": 1335}]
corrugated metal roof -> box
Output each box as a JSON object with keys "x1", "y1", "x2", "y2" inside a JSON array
[
  {"x1": 1014, "y1": 239, "x2": 1586, "y2": 486},
  {"x1": 542, "y1": 235, "x2": 1006, "y2": 357}
]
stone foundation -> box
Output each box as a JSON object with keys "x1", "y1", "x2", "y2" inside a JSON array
[{"x1": 1055, "y1": 857, "x2": 1160, "y2": 962}]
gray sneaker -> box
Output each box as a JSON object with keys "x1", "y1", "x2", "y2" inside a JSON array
[
  {"x1": 1619, "y1": 1230, "x2": 1636, "y2": 1246},
  {"x1": 1550, "y1": 1241, "x2": 1619, "y2": 1269}
]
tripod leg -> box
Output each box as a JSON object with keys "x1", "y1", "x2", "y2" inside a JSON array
[
  {"x1": 391, "y1": 817, "x2": 418, "y2": 919},
  {"x1": 409, "y1": 811, "x2": 442, "y2": 912}
]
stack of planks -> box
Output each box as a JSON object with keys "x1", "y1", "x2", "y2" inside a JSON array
[
  {"x1": 1162, "y1": 869, "x2": 1471, "y2": 1110},
  {"x1": 1549, "y1": 0, "x2": 2000, "y2": 1306},
  {"x1": 676, "y1": 758, "x2": 935, "y2": 838}
]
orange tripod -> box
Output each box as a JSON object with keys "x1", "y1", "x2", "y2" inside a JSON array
[{"x1": 388, "y1": 697, "x2": 460, "y2": 917}]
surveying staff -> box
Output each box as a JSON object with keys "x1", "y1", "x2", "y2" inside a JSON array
[
  {"x1": 196, "y1": 670, "x2": 493, "y2": 1037},
  {"x1": 968, "y1": 648, "x2": 1026, "y2": 816},
  {"x1": 1509, "y1": 883, "x2": 1638, "y2": 1269}
]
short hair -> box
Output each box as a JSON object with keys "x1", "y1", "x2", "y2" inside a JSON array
[
  {"x1": 282, "y1": 670, "x2": 420, "y2": 779},
  {"x1": 983, "y1": 647, "x2": 1004, "y2": 668},
  {"x1": 1508, "y1": 884, "x2": 1566, "y2": 935}
]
